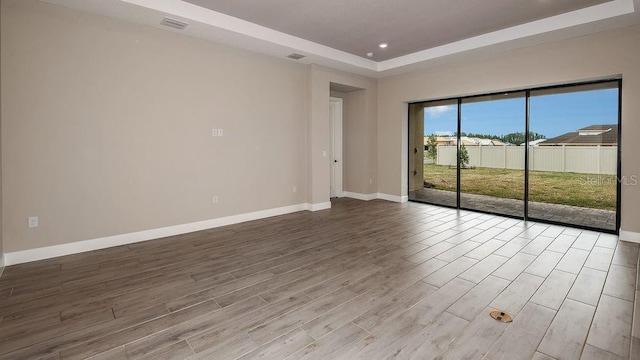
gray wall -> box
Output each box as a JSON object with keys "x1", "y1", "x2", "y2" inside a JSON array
[
  {"x1": 1, "y1": 0, "x2": 312, "y2": 252},
  {"x1": 307, "y1": 65, "x2": 378, "y2": 204},
  {"x1": 0, "y1": 0, "x2": 379, "y2": 254}
]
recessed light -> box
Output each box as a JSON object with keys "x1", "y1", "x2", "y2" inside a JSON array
[{"x1": 379, "y1": 43, "x2": 388, "y2": 49}]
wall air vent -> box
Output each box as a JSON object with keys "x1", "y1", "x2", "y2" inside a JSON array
[
  {"x1": 286, "y1": 53, "x2": 306, "y2": 60},
  {"x1": 160, "y1": 17, "x2": 188, "y2": 30}
]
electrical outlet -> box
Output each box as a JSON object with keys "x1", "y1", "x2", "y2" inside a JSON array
[
  {"x1": 28, "y1": 216, "x2": 39, "y2": 228},
  {"x1": 292, "y1": 186, "x2": 297, "y2": 193},
  {"x1": 369, "y1": 178, "x2": 373, "y2": 184},
  {"x1": 212, "y1": 128, "x2": 217, "y2": 137},
  {"x1": 212, "y1": 195, "x2": 219, "y2": 204}
]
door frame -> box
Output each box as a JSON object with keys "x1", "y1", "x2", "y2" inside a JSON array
[
  {"x1": 330, "y1": 97, "x2": 343, "y2": 198},
  {"x1": 407, "y1": 78, "x2": 622, "y2": 234}
]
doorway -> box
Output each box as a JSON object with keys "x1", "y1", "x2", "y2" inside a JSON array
[{"x1": 330, "y1": 97, "x2": 343, "y2": 198}]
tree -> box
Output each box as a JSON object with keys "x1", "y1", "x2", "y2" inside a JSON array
[
  {"x1": 458, "y1": 144, "x2": 470, "y2": 168},
  {"x1": 502, "y1": 132, "x2": 546, "y2": 145},
  {"x1": 502, "y1": 132, "x2": 525, "y2": 145},
  {"x1": 452, "y1": 131, "x2": 547, "y2": 145},
  {"x1": 426, "y1": 135, "x2": 438, "y2": 161},
  {"x1": 529, "y1": 131, "x2": 547, "y2": 141}
]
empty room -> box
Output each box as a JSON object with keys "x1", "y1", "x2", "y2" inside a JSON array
[{"x1": 2, "y1": 0, "x2": 640, "y2": 359}]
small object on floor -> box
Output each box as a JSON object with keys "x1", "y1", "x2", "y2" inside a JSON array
[{"x1": 490, "y1": 309, "x2": 513, "y2": 323}]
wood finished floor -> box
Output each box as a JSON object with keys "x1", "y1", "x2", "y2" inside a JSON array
[{"x1": 0, "y1": 198, "x2": 637, "y2": 360}]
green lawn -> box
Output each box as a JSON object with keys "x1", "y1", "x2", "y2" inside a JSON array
[{"x1": 423, "y1": 164, "x2": 616, "y2": 210}]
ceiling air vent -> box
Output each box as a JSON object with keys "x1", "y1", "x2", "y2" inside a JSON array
[
  {"x1": 286, "y1": 53, "x2": 306, "y2": 60},
  {"x1": 160, "y1": 17, "x2": 188, "y2": 30}
]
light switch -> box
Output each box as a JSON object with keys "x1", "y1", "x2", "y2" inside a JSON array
[{"x1": 28, "y1": 216, "x2": 39, "y2": 228}]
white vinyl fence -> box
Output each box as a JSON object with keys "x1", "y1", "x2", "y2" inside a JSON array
[{"x1": 434, "y1": 145, "x2": 617, "y2": 175}]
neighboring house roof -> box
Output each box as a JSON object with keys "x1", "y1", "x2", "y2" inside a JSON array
[
  {"x1": 579, "y1": 124, "x2": 617, "y2": 131},
  {"x1": 424, "y1": 136, "x2": 456, "y2": 146},
  {"x1": 485, "y1": 139, "x2": 507, "y2": 146},
  {"x1": 540, "y1": 124, "x2": 618, "y2": 146},
  {"x1": 424, "y1": 136, "x2": 506, "y2": 146},
  {"x1": 522, "y1": 139, "x2": 547, "y2": 146},
  {"x1": 459, "y1": 138, "x2": 478, "y2": 146}
]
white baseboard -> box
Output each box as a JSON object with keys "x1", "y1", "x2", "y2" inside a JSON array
[
  {"x1": 0, "y1": 255, "x2": 5, "y2": 279},
  {"x1": 307, "y1": 202, "x2": 332, "y2": 211},
  {"x1": 377, "y1": 193, "x2": 409, "y2": 203},
  {"x1": 343, "y1": 192, "x2": 378, "y2": 201},
  {"x1": 4, "y1": 203, "x2": 310, "y2": 266},
  {"x1": 2, "y1": 195, "x2": 410, "y2": 266},
  {"x1": 620, "y1": 229, "x2": 640, "y2": 244},
  {"x1": 343, "y1": 192, "x2": 408, "y2": 203}
]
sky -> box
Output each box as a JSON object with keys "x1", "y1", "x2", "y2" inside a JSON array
[{"x1": 423, "y1": 88, "x2": 619, "y2": 139}]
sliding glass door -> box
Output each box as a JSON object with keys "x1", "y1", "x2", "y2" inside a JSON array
[
  {"x1": 528, "y1": 82, "x2": 619, "y2": 231},
  {"x1": 408, "y1": 79, "x2": 621, "y2": 233},
  {"x1": 460, "y1": 93, "x2": 526, "y2": 218}
]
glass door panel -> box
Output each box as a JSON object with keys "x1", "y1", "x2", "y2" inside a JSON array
[
  {"x1": 459, "y1": 92, "x2": 526, "y2": 217},
  {"x1": 408, "y1": 100, "x2": 458, "y2": 207},
  {"x1": 528, "y1": 82, "x2": 619, "y2": 231}
]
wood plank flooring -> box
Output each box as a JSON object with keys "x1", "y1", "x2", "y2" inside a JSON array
[{"x1": 0, "y1": 198, "x2": 636, "y2": 360}]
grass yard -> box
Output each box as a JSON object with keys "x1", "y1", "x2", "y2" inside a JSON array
[{"x1": 423, "y1": 164, "x2": 617, "y2": 210}]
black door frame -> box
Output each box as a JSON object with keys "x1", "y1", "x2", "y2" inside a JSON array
[{"x1": 407, "y1": 78, "x2": 622, "y2": 234}]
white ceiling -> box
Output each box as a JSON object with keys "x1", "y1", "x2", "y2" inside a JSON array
[
  {"x1": 184, "y1": 0, "x2": 611, "y2": 61},
  {"x1": 42, "y1": 0, "x2": 640, "y2": 77}
]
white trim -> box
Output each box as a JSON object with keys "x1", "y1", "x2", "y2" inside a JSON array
[
  {"x1": 135, "y1": 0, "x2": 634, "y2": 74},
  {"x1": 3, "y1": 203, "x2": 310, "y2": 266},
  {"x1": 43, "y1": 0, "x2": 635, "y2": 77},
  {"x1": 307, "y1": 202, "x2": 332, "y2": 212},
  {"x1": 0, "y1": 255, "x2": 5, "y2": 279},
  {"x1": 330, "y1": 97, "x2": 343, "y2": 198},
  {"x1": 120, "y1": 0, "x2": 377, "y2": 71},
  {"x1": 343, "y1": 192, "x2": 378, "y2": 201},
  {"x1": 620, "y1": 229, "x2": 640, "y2": 244},
  {"x1": 378, "y1": 0, "x2": 635, "y2": 72},
  {"x1": 377, "y1": 193, "x2": 409, "y2": 203},
  {"x1": 342, "y1": 192, "x2": 408, "y2": 203}
]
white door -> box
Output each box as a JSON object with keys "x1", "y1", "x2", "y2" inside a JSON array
[{"x1": 330, "y1": 97, "x2": 343, "y2": 198}]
